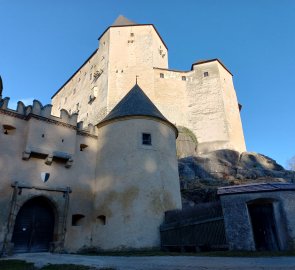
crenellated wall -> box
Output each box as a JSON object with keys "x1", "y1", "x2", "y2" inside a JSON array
[{"x1": 0, "y1": 97, "x2": 98, "y2": 166}]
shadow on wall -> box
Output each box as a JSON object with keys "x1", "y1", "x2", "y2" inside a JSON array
[{"x1": 92, "y1": 117, "x2": 181, "y2": 250}]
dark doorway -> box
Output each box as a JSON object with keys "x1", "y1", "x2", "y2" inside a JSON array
[
  {"x1": 12, "y1": 197, "x2": 55, "y2": 253},
  {"x1": 248, "y1": 203, "x2": 279, "y2": 251}
]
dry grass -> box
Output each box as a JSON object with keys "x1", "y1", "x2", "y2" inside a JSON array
[{"x1": 0, "y1": 260, "x2": 116, "y2": 270}]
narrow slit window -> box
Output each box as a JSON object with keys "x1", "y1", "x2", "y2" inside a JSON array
[{"x1": 142, "y1": 133, "x2": 152, "y2": 145}]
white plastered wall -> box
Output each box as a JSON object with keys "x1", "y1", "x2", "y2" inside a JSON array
[{"x1": 93, "y1": 118, "x2": 182, "y2": 250}]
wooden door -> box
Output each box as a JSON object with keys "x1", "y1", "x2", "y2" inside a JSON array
[{"x1": 12, "y1": 197, "x2": 54, "y2": 253}]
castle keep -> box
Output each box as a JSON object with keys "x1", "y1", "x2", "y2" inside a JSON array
[
  {"x1": 51, "y1": 15, "x2": 246, "y2": 154},
  {"x1": 0, "y1": 16, "x2": 247, "y2": 254}
]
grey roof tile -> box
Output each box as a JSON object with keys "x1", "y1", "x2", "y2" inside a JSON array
[{"x1": 217, "y1": 182, "x2": 295, "y2": 196}]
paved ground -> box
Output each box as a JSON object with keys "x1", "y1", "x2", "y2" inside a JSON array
[{"x1": 3, "y1": 252, "x2": 295, "y2": 270}]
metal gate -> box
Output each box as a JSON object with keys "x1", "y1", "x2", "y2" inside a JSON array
[
  {"x1": 160, "y1": 201, "x2": 227, "y2": 251},
  {"x1": 11, "y1": 197, "x2": 55, "y2": 253}
]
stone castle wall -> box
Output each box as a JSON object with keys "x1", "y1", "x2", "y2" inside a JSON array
[
  {"x1": 51, "y1": 23, "x2": 246, "y2": 154},
  {"x1": 0, "y1": 96, "x2": 182, "y2": 252}
]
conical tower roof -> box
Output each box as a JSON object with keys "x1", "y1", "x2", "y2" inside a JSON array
[
  {"x1": 112, "y1": 15, "x2": 137, "y2": 26},
  {"x1": 97, "y1": 84, "x2": 177, "y2": 135}
]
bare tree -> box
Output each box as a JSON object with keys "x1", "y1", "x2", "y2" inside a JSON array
[{"x1": 287, "y1": 156, "x2": 295, "y2": 171}]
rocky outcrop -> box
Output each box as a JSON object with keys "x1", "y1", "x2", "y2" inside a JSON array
[
  {"x1": 176, "y1": 126, "x2": 198, "y2": 158},
  {"x1": 179, "y1": 150, "x2": 295, "y2": 206}
]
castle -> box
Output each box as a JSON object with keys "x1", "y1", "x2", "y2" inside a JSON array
[
  {"x1": 51, "y1": 15, "x2": 246, "y2": 154},
  {"x1": 0, "y1": 16, "x2": 246, "y2": 254}
]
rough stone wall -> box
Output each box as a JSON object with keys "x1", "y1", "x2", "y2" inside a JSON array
[
  {"x1": 94, "y1": 118, "x2": 182, "y2": 250},
  {"x1": 51, "y1": 23, "x2": 246, "y2": 154},
  {"x1": 153, "y1": 61, "x2": 246, "y2": 153},
  {"x1": 220, "y1": 191, "x2": 295, "y2": 251},
  {"x1": 107, "y1": 25, "x2": 168, "y2": 111},
  {"x1": 153, "y1": 68, "x2": 189, "y2": 128},
  {"x1": 218, "y1": 64, "x2": 246, "y2": 152},
  {"x1": 186, "y1": 62, "x2": 230, "y2": 153}
]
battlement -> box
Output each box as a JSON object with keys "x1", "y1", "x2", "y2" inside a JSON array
[
  {"x1": 0, "y1": 97, "x2": 77, "y2": 125},
  {"x1": 0, "y1": 97, "x2": 97, "y2": 136}
]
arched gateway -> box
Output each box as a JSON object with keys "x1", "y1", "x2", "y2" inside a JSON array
[{"x1": 12, "y1": 196, "x2": 55, "y2": 253}]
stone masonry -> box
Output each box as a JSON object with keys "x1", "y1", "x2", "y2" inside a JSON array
[{"x1": 51, "y1": 15, "x2": 246, "y2": 154}]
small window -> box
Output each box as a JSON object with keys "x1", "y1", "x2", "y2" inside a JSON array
[
  {"x1": 97, "y1": 215, "x2": 106, "y2": 225},
  {"x1": 3, "y1": 124, "x2": 16, "y2": 135},
  {"x1": 130, "y1": 33, "x2": 134, "y2": 37},
  {"x1": 80, "y1": 143, "x2": 88, "y2": 151},
  {"x1": 142, "y1": 133, "x2": 152, "y2": 145},
  {"x1": 73, "y1": 88, "x2": 76, "y2": 95},
  {"x1": 182, "y1": 76, "x2": 186, "y2": 81},
  {"x1": 90, "y1": 73, "x2": 92, "y2": 80},
  {"x1": 204, "y1": 72, "x2": 209, "y2": 77},
  {"x1": 64, "y1": 97, "x2": 67, "y2": 104},
  {"x1": 72, "y1": 214, "x2": 85, "y2": 226},
  {"x1": 160, "y1": 73, "x2": 164, "y2": 78}
]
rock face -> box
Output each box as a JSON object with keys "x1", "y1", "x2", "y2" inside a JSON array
[
  {"x1": 176, "y1": 126, "x2": 198, "y2": 158},
  {"x1": 179, "y1": 150, "x2": 295, "y2": 206}
]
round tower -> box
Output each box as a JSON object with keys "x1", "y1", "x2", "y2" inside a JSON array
[{"x1": 93, "y1": 84, "x2": 182, "y2": 250}]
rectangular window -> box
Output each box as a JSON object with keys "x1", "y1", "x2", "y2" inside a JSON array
[
  {"x1": 204, "y1": 72, "x2": 209, "y2": 77},
  {"x1": 142, "y1": 133, "x2": 152, "y2": 145},
  {"x1": 160, "y1": 73, "x2": 164, "y2": 78},
  {"x1": 182, "y1": 76, "x2": 186, "y2": 81}
]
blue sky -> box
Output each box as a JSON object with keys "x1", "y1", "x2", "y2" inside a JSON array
[{"x1": 0, "y1": 0, "x2": 294, "y2": 168}]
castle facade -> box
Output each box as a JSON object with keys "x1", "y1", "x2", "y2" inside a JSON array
[
  {"x1": 51, "y1": 15, "x2": 246, "y2": 154},
  {"x1": 0, "y1": 15, "x2": 245, "y2": 254}
]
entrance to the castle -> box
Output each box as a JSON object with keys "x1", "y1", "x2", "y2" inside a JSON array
[
  {"x1": 12, "y1": 196, "x2": 55, "y2": 253},
  {"x1": 248, "y1": 203, "x2": 279, "y2": 251}
]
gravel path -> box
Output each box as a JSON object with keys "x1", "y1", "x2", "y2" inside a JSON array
[{"x1": 3, "y1": 252, "x2": 295, "y2": 270}]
